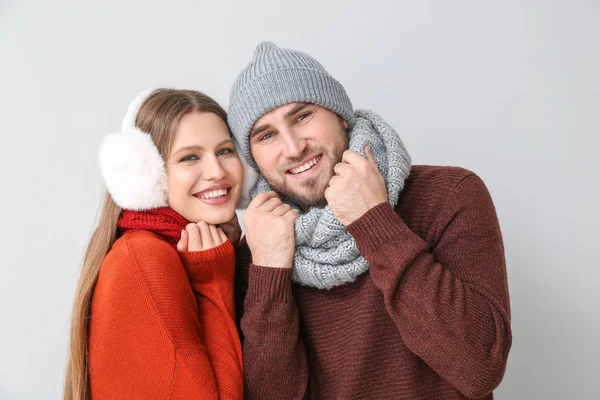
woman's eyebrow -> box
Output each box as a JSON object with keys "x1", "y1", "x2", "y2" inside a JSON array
[{"x1": 173, "y1": 139, "x2": 233, "y2": 155}]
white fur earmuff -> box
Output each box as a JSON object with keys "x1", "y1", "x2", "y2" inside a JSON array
[{"x1": 98, "y1": 89, "x2": 168, "y2": 211}]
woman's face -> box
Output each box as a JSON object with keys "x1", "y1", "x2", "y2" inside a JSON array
[{"x1": 166, "y1": 111, "x2": 243, "y2": 225}]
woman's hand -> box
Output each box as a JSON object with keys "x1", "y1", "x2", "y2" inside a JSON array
[
  {"x1": 177, "y1": 221, "x2": 228, "y2": 252},
  {"x1": 218, "y1": 213, "x2": 242, "y2": 245}
]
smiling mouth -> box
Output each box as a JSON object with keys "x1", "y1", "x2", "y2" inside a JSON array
[
  {"x1": 287, "y1": 155, "x2": 322, "y2": 175},
  {"x1": 197, "y1": 188, "x2": 230, "y2": 199}
]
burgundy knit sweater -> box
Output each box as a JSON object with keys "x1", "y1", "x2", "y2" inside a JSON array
[{"x1": 235, "y1": 166, "x2": 512, "y2": 400}]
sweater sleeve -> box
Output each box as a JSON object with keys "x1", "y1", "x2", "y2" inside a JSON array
[
  {"x1": 89, "y1": 233, "x2": 223, "y2": 399},
  {"x1": 179, "y1": 241, "x2": 238, "y2": 323},
  {"x1": 239, "y1": 260, "x2": 309, "y2": 400},
  {"x1": 179, "y1": 241, "x2": 244, "y2": 399},
  {"x1": 346, "y1": 173, "x2": 512, "y2": 399}
]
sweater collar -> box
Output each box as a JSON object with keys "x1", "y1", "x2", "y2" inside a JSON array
[{"x1": 118, "y1": 207, "x2": 189, "y2": 248}]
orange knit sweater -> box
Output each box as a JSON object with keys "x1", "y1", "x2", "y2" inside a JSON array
[{"x1": 89, "y1": 230, "x2": 243, "y2": 399}]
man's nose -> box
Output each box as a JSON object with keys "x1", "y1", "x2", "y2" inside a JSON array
[{"x1": 281, "y1": 129, "x2": 307, "y2": 159}]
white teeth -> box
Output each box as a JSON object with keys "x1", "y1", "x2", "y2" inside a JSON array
[
  {"x1": 290, "y1": 156, "x2": 321, "y2": 174},
  {"x1": 199, "y1": 189, "x2": 228, "y2": 199}
]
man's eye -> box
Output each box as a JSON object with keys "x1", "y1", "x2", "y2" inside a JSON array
[
  {"x1": 260, "y1": 132, "x2": 275, "y2": 141},
  {"x1": 296, "y1": 113, "x2": 310, "y2": 122},
  {"x1": 180, "y1": 155, "x2": 199, "y2": 162},
  {"x1": 217, "y1": 147, "x2": 235, "y2": 156}
]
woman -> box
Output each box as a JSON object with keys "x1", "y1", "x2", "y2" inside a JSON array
[{"x1": 64, "y1": 88, "x2": 251, "y2": 399}]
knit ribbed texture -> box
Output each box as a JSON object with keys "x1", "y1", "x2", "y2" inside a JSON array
[
  {"x1": 246, "y1": 265, "x2": 294, "y2": 302},
  {"x1": 89, "y1": 227, "x2": 243, "y2": 399},
  {"x1": 118, "y1": 207, "x2": 189, "y2": 248},
  {"x1": 228, "y1": 42, "x2": 354, "y2": 168},
  {"x1": 237, "y1": 166, "x2": 512, "y2": 400}
]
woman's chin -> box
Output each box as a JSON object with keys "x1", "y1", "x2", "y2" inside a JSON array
[
  {"x1": 194, "y1": 206, "x2": 237, "y2": 225},
  {"x1": 210, "y1": 209, "x2": 236, "y2": 225}
]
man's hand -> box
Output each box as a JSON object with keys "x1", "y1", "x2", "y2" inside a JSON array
[
  {"x1": 218, "y1": 213, "x2": 242, "y2": 246},
  {"x1": 177, "y1": 221, "x2": 228, "y2": 252},
  {"x1": 243, "y1": 191, "x2": 299, "y2": 269},
  {"x1": 325, "y1": 146, "x2": 387, "y2": 226}
]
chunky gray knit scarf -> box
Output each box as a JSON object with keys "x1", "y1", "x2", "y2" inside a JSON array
[{"x1": 250, "y1": 110, "x2": 412, "y2": 289}]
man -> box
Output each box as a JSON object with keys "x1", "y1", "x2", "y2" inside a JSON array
[{"x1": 228, "y1": 42, "x2": 511, "y2": 400}]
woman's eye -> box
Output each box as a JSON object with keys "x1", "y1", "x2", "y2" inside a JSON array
[
  {"x1": 217, "y1": 147, "x2": 235, "y2": 156},
  {"x1": 180, "y1": 155, "x2": 199, "y2": 162}
]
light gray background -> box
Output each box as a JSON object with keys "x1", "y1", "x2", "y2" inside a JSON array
[{"x1": 1, "y1": 0, "x2": 598, "y2": 398}]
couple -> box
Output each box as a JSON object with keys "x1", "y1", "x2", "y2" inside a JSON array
[{"x1": 65, "y1": 42, "x2": 512, "y2": 399}]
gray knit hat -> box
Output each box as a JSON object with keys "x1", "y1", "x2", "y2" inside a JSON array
[{"x1": 228, "y1": 42, "x2": 354, "y2": 167}]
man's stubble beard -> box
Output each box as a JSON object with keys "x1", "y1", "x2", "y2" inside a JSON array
[{"x1": 264, "y1": 124, "x2": 348, "y2": 210}]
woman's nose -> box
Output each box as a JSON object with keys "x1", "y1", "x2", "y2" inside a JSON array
[{"x1": 203, "y1": 156, "x2": 226, "y2": 181}]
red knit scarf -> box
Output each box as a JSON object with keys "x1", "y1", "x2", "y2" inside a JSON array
[{"x1": 118, "y1": 207, "x2": 189, "y2": 248}]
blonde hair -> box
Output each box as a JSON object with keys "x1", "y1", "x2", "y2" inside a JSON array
[{"x1": 63, "y1": 89, "x2": 227, "y2": 399}]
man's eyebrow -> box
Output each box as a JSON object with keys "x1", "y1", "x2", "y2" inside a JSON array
[
  {"x1": 172, "y1": 139, "x2": 233, "y2": 155},
  {"x1": 250, "y1": 103, "x2": 312, "y2": 139},
  {"x1": 250, "y1": 124, "x2": 269, "y2": 140},
  {"x1": 285, "y1": 102, "x2": 311, "y2": 117}
]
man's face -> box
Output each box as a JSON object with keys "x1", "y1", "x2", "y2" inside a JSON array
[{"x1": 249, "y1": 103, "x2": 348, "y2": 209}]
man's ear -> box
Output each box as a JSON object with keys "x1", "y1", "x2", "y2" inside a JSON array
[
  {"x1": 236, "y1": 144, "x2": 258, "y2": 210},
  {"x1": 338, "y1": 116, "x2": 349, "y2": 130}
]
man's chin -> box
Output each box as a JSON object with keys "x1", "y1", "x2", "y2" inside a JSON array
[
  {"x1": 281, "y1": 183, "x2": 328, "y2": 209},
  {"x1": 284, "y1": 193, "x2": 326, "y2": 210},
  {"x1": 265, "y1": 170, "x2": 332, "y2": 209}
]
